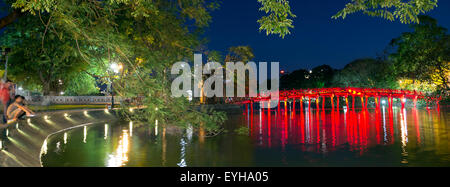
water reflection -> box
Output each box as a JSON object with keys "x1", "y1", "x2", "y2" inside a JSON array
[
  {"x1": 41, "y1": 107, "x2": 449, "y2": 167},
  {"x1": 107, "y1": 130, "x2": 130, "y2": 167},
  {"x1": 246, "y1": 107, "x2": 447, "y2": 157}
]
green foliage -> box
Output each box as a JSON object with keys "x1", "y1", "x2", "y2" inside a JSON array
[
  {"x1": 235, "y1": 126, "x2": 250, "y2": 136},
  {"x1": 331, "y1": 58, "x2": 397, "y2": 89},
  {"x1": 206, "y1": 50, "x2": 223, "y2": 62},
  {"x1": 390, "y1": 15, "x2": 449, "y2": 92},
  {"x1": 257, "y1": 0, "x2": 296, "y2": 38},
  {"x1": 225, "y1": 46, "x2": 255, "y2": 62},
  {"x1": 333, "y1": 0, "x2": 438, "y2": 24},
  {"x1": 0, "y1": 13, "x2": 97, "y2": 95},
  {"x1": 64, "y1": 73, "x2": 99, "y2": 96},
  {"x1": 9, "y1": 0, "x2": 227, "y2": 131}
]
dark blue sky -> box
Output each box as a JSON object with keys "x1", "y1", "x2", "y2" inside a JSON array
[{"x1": 205, "y1": 0, "x2": 450, "y2": 72}]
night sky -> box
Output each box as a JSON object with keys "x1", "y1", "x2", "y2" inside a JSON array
[
  {"x1": 205, "y1": 0, "x2": 450, "y2": 72},
  {"x1": 1, "y1": 1, "x2": 449, "y2": 72}
]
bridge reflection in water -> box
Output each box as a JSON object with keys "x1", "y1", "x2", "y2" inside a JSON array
[{"x1": 244, "y1": 106, "x2": 445, "y2": 157}]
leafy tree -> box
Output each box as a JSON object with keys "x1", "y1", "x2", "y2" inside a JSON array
[
  {"x1": 206, "y1": 50, "x2": 223, "y2": 62},
  {"x1": 64, "y1": 73, "x2": 100, "y2": 96},
  {"x1": 225, "y1": 46, "x2": 255, "y2": 63},
  {"x1": 7, "y1": 0, "x2": 226, "y2": 131},
  {"x1": 390, "y1": 15, "x2": 449, "y2": 92},
  {"x1": 333, "y1": 0, "x2": 438, "y2": 24},
  {"x1": 331, "y1": 58, "x2": 396, "y2": 88},
  {"x1": 0, "y1": 13, "x2": 98, "y2": 95},
  {"x1": 1, "y1": 1, "x2": 441, "y2": 39},
  {"x1": 257, "y1": 0, "x2": 296, "y2": 38}
]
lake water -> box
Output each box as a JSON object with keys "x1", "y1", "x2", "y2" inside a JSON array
[{"x1": 41, "y1": 107, "x2": 449, "y2": 167}]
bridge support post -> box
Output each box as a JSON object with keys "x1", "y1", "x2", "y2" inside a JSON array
[
  {"x1": 413, "y1": 97, "x2": 418, "y2": 108},
  {"x1": 277, "y1": 100, "x2": 281, "y2": 113},
  {"x1": 352, "y1": 96, "x2": 355, "y2": 110},
  {"x1": 251, "y1": 102, "x2": 254, "y2": 114},
  {"x1": 331, "y1": 95, "x2": 335, "y2": 110},
  {"x1": 388, "y1": 96, "x2": 392, "y2": 109},
  {"x1": 360, "y1": 96, "x2": 364, "y2": 109},
  {"x1": 316, "y1": 96, "x2": 320, "y2": 110},
  {"x1": 300, "y1": 96, "x2": 304, "y2": 111},
  {"x1": 284, "y1": 100, "x2": 288, "y2": 112},
  {"x1": 401, "y1": 96, "x2": 406, "y2": 109},
  {"x1": 375, "y1": 97, "x2": 380, "y2": 109},
  {"x1": 365, "y1": 96, "x2": 369, "y2": 109},
  {"x1": 345, "y1": 96, "x2": 349, "y2": 110},
  {"x1": 322, "y1": 96, "x2": 325, "y2": 111}
]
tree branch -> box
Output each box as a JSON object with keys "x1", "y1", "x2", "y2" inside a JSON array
[{"x1": 0, "y1": 9, "x2": 24, "y2": 29}]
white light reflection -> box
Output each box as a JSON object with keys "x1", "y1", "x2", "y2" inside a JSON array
[
  {"x1": 186, "y1": 124, "x2": 193, "y2": 141},
  {"x1": 107, "y1": 130, "x2": 130, "y2": 167},
  {"x1": 83, "y1": 126, "x2": 87, "y2": 143},
  {"x1": 41, "y1": 139, "x2": 48, "y2": 155},
  {"x1": 129, "y1": 121, "x2": 133, "y2": 137},
  {"x1": 259, "y1": 106, "x2": 262, "y2": 145},
  {"x1": 104, "y1": 124, "x2": 109, "y2": 140},
  {"x1": 305, "y1": 107, "x2": 310, "y2": 143},
  {"x1": 63, "y1": 132, "x2": 68, "y2": 144},
  {"x1": 155, "y1": 120, "x2": 158, "y2": 136},
  {"x1": 382, "y1": 106, "x2": 387, "y2": 143},
  {"x1": 400, "y1": 108, "x2": 409, "y2": 164},
  {"x1": 177, "y1": 138, "x2": 187, "y2": 167},
  {"x1": 400, "y1": 108, "x2": 408, "y2": 145}
]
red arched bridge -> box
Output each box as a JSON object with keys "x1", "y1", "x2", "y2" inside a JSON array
[{"x1": 234, "y1": 87, "x2": 441, "y2": 110}]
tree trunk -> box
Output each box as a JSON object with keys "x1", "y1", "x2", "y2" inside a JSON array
[{"x1": 0, "y1": 9, "x2": 24, "y2": 29}]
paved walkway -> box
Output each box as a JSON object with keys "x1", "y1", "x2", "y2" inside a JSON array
[{"x1": 0, "y1": 109, "x2": 118, "y2": 167}]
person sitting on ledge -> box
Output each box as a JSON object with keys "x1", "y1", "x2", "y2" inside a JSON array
[{"x1": 6, "y1": 95, "x2": 35, "y2": 124}]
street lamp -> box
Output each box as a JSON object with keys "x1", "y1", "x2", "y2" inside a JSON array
[{"x1": 109, "y1": 62, "x2": 123, "y2": 109}]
